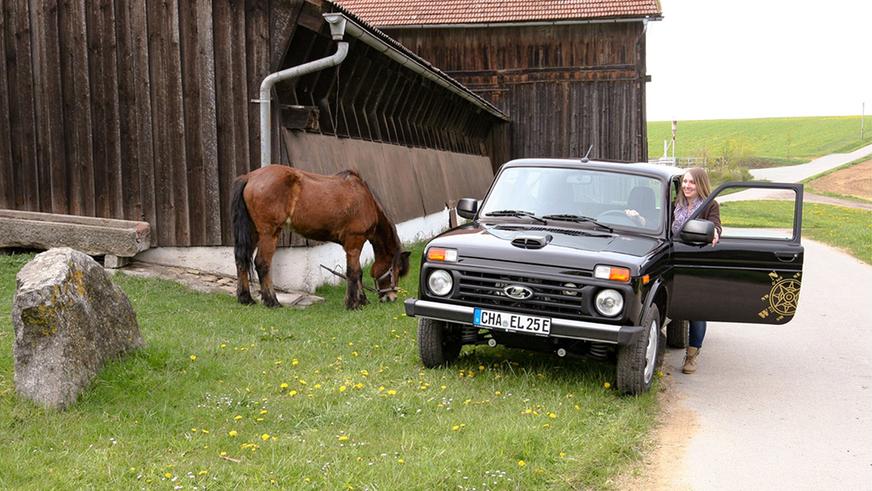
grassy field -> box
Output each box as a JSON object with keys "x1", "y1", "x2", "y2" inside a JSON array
[
  {"x1": 0, "y1": 245, "x2": 658, "y2": 490},
  {"x1": 648, "y1": 116, "x2": 872, "y2": 166},
  {"x1": 720, "y1": 201, "x2": 872, "y2": 264}
]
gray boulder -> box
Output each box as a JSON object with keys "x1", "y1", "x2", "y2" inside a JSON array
[{"x1": 11, "y1": 248, "x2": 144, "y2": 409}]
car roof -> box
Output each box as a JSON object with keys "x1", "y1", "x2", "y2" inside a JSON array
[{"x1": 500, "y1": 158, "x2": 686, "y2": 181}]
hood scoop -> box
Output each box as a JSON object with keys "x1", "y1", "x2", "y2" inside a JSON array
[{"x1": 511, "y1": 233, "x2": 552, "y2": 250}]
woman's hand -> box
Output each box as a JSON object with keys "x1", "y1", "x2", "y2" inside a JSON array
[
  {"x1": 712, "y1": 228, "x2": 719, "y2": 247},
  {"x1": 624, "y1": 209, "x2": 646, "y2": 226}
]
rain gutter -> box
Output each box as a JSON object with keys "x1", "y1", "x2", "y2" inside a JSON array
[{"x1": 258, "y1": 14, "x2": 349, "y2": 167}]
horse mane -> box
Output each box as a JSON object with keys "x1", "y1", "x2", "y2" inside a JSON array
[{"x1": 335, "y1": 169, "x2": 401, "y2": 253}]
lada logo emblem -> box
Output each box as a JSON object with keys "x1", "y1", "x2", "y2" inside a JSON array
[{"x1": 503, "y1": 285, "x2": 533, "y2": 300}]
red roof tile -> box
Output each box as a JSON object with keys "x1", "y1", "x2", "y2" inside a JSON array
[{"x1": 332, "y1": 0, "x2": 662, "y2": 27}]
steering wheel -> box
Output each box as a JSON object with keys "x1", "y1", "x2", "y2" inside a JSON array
[{"x1": 596, "y1": 210, "x2": 639, "y2": 226}]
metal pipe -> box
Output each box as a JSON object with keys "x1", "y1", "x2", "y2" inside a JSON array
[{"x1": 258, "y1": 14, "x2": 349, "y2": 167}]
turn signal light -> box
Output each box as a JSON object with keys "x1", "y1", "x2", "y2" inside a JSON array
[
  {"x1": 426, "y1": 247, "x2": 457, "y2": 262},
  {"x1": 594, "y1": 265, "x2": 631, "y2": 283}
]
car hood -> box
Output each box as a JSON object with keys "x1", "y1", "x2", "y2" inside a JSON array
[{"x1": 428, "y1": 222, "x2": 663, "y2": 272}]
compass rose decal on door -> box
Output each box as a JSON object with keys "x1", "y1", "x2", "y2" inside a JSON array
[{"x1": 758, "y1": 271, "x2": 801, "y2": 321}]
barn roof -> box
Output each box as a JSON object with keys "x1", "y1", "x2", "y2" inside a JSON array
[{"x1": 332, "y1": 0, "x2": 662, "y2": 28}]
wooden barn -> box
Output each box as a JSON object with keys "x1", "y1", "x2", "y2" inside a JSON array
[
  {"x1": 0, "y1": 0, "x2": 508, "y2": 254},
  {"x1": 335, "y1": 0, "x2": 662, "y2": 163}
]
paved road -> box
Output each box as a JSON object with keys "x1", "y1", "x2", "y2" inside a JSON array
[
  {"x1": 655, "y1": 148, "x2": 872, "y2": 489},
  {"x1": 661, "y1": 239, "x2": 872, "y2": 489},
  {"x1": 718, "y1": 143, "x2": 872, "y2": 205}
]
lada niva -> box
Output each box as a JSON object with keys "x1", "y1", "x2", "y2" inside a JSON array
[{"x1": 404, "y1": 158, "x2": 804, "y2": 394}]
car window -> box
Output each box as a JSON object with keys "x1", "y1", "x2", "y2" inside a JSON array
[{"x1": 480, "y1": 167, "x2": 664, "y2": 231}]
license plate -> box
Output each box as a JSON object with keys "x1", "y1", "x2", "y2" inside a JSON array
[{"x1": 474, "y1": 308, "x2": 551, "y2": 336}]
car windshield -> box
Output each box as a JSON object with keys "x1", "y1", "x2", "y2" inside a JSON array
[{"x1": 479, "y1": 167, "x2": 664, "y2": 232}]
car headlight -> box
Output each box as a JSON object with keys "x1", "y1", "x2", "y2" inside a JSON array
[
  {"x1": 594, "y1": 289, "x2": 623, "y2": 317},
  {"x1": 427, "y1": 270, "x2": 453, "y2": 296}
]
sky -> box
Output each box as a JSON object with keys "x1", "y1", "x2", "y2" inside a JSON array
[{"x1": 645, "y1": 0, "x2": 872, "y2": 121}]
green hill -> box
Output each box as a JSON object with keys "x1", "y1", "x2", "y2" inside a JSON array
[{"x1": 647, "y1": 116, "x2": 872, "y2": 166}]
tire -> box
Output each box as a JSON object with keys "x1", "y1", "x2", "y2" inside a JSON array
[
  {"x1": 666, "y1": 319, "x2": 689, "y2": 349},
  {"x1": 418, "y1": 318, "x2": 462, "y2": 367},
  {"x1": 616, "y1": 304, "x2": 662, "y2": 395}
]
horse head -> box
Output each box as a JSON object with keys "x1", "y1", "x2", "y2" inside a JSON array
[{"x1": 374, "y1": 250, "x2": 411, "y2": 302}]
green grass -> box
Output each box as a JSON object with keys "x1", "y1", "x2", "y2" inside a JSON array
[
  {"x1": 648, "y1": 116, "x2": 872, "y2": 166},
  {"x1": 721, "y1": 201, "x2": 872, "y2": 264},
  {"x1": 0, "y1": 245, "x2": 658, "y2": 490}
]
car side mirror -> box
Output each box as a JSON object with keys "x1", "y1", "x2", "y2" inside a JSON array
[
  {"x1": 457, "y1": 198, "x2": 479, "y2": 219},
  {"x1": 680, "y1": 219, "x2": 715, "y2": 244}
]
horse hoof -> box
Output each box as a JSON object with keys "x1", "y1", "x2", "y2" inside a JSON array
[
  {"x1": 237, "y1": 295, "x2": 256, "y2": 305},
  {"x1": 263, "y1": 298, "x2": 282, "y2": 308}
]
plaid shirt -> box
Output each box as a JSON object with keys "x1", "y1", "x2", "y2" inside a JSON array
[{"x1": 671, "y1": 198, "x2": 703, "y2": 236}]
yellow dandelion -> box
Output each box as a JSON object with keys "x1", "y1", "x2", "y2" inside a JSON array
[
  {"x1": 314, "y1": 383, "x2": 322, "y2": 389},
  {"x1": 378, "y1": 386, "x2": 385, "y2": 392},
  {"x1": 280, "y1": 383, "x2": 289, "y2": 390},
  {"x1": 190, "y1": 355, "x2": 197, "y2": 362},
  {"x1": 559, "y1": 452, "x2": 566, "y2": 458},
  {"x1": 228, "y1": 430, "x2": 238, "y2": 437},
  {"x1": 289, "y1": 390, "x2": 298, "y2": 397},
  {"x1": 548, "y1": 412, "x2": 557, "y2": 419},
  {"x1": 260, "y1": 409, "x2": 268, "y2": 415},
  {"x1": 339, "y1": 385, "x2": 347, "y2": 393},
  {"x1": 198, "y1": 470, "x2": 208, "y2": 476},
  {"x1": 234, "y1": 415, "x2": 242, "y2": 421},
  {"x1": 603, "y1": 382, "x2": 611, "y2": 389},
  {"x1": 351, "y1": 351, "x2": 359, "y2": 357},
  {"x1": 542, "y1": 423, "x2": 551, "y2": 429},
  {"x1": 298, "y1": 379, "x2": 307, "y2": 385},
  {"x1": 524, "y1": 408, "x2": 533, "y2": 415},
  {"x1": 359, "y1": 369, "x2": 369, "y2": 377},
  {"x1": 291, "y1": 358, "x2": 299, "y2": 366},
  {"x1": 354, "y1": 383, "x2": 364, "y2": 389},
  {"x1": 256, "y1": 417, "x2": 264, "y2": 422},
  {"x1": 517, "y1": 460, "x2": 526, "y2": 468},
  {"x1": 398, "y1": 458, "x2": 405, "y2": 464},
  {"x1": 451, "y1": 425, "x2": 461, "y2": 432},
  {"x1": 574, "y1": 404, "x2": 581, "y2": 411},
  {"x1": 386, "y1": 389, "x2": 397, "y2": 395},
  {"x1": 338, "y1": 434, "x2": 349, "y2": 442},
  {"x1": 219, "y1": 451, "x2": 227, "y2": 457},
  {"x1": 164, "y1": 472, "x2": 173, "y2": 479},
  {"x1": 440, "y1": 385, "x2": 447, "y2": 390},
  {"x1": 495, "y1": 391, "x2": 502, "y2": 396},
  {"x1": 191, "y1": 428, "x2": 198, "y2": 432},
  {"x1": 479, "y1": 365, "x2": 485, "y2": 371},
  {"x1": 261, "y1": 433, "x2": 270, "y2": 441},
  {"x1": 220, "y1": 343, "x2": 227, "y2": 349},
  {"x1": 202, "y1": 429, "x2": 209, "y2": 434}
]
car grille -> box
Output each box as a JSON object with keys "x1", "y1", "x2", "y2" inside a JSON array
[{"x1": 454, "y1": 269, "x2": 586, "y2": 319}]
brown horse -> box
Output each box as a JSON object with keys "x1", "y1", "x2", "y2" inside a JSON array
[{"x1": 231, "y1": 165, "x2": 410, "y2": 309}]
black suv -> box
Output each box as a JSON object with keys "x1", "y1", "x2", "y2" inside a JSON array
[{"x1": 404, "y1": 159, "x2": 804, "y2": 394}]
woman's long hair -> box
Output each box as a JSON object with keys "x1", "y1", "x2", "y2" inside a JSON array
[{"x1": 677, "y1": 167, "x2": 712, "y2": 207}]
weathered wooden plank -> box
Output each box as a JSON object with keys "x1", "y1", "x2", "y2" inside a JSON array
[
  {"x1": 146, "y1": 0, "x2": 189, "y2": 245},
  {"x1": 214, "y1": 0, "x2": 251, "y2": 244},
  {"x1": 0, "y1": 5, "x2": 14, "y2": 209},
  {"x1": 30, "y1": 0, "x2": 68, "y2": 214},
  {"x1": 7, "y1": 0, "x2": 39, "y2": 211},
  {"x1": 58, "y1": 0, "x2": 95, "y2": 216},
  {"x1": 269, "y1": 0, "x2": 304, "y2": 70},
  {"x1": 115, "y1": 0, "x2": 155, "y2": 226},
  {"x1": 247, "y1": 0, "x2": 270, "y2": 167},
  {"x1": 179, "y1": 0, "x2": 220, "y2": 245},
  {"x1": 87, "y1": 0, "x2": 123, "y2": 219}
]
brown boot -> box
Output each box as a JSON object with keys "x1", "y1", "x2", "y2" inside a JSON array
[{"x1": 682, "y1": 347, "x2": 700, "y2": 374}]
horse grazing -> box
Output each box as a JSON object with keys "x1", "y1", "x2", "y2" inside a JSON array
[{"x1": 231, "y1": 165, "x2": 410, "y2": 309}]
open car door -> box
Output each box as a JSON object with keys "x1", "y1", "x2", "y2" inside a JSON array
[{"x1": 669, "y1": 182, "x2": 804, "y2": 324}]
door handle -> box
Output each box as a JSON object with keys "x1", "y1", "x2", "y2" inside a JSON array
[{"x1": 775, "y1": 252, "x2": 797, "y2": 262}]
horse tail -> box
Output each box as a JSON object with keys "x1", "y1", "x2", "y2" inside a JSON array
[{"x1": 231, "y1": 175, "x2": 255, "y2": 274}]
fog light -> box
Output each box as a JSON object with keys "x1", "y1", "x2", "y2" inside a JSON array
[
  {"x1": 595, "y1": 289, "x2": 624, "y2": 317},
  {"x1": 427, "y1": 270, "x2": 453, "y2": 296}
]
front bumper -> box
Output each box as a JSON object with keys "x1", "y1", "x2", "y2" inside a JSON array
[{"x1": 405, "y1": 298, "x2": 642, "y2": 345}]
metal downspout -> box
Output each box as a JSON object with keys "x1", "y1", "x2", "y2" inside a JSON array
[{"x1": 258, "y1": 14, "x2": 349, "y2": 167}]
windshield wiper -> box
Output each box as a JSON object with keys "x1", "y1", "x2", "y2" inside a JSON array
[
  {"x1": 484, "y1": 209, "x2": 547, "y2": 224},
  {"x1": 542, "y1": 214, "x2": 613, "y2": 233}
]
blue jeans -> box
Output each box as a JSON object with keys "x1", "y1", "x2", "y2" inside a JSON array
[{"x1": 689, "y1": 320, "x2": 707, "y2": 348}]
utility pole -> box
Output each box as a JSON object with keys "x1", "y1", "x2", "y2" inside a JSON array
[
  {"x1": 671, "y1": 120, "x2": 677, "y2": 163},
  {"x1": 862, "y1": 102, "x2": 865, "y2": 140}
]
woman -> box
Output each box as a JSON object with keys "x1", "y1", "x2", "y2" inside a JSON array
[{"x1": 672, "y1": 167, "x2": 722, "y2": 374}]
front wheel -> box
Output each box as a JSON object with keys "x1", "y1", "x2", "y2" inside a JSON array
[
  {"x1": 418, "y1": 318, "x2": 462, "y2": 367},
  {"x1": 616, "y1": 305, "x2": 662, "y2": 395}
]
